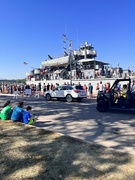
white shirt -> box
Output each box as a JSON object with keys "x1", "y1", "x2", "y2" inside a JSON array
[{"x1": 99, "y1": 83, "x2": 104, "y2": 91}]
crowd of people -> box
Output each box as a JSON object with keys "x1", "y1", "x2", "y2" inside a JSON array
[
  {"x1": 0, "y1": 83, "x2": 41, "y2": 97},
  {"x1": 1, "y1": 80, "x2": 135, "y2": 100},
  {"x1": 0, "y1": 82, "x2": 95, "y2": 98},
  {"x1": 0, "y1": 81, "x2": 126, "y2": 99}
]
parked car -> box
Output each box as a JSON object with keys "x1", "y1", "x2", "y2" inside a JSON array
[
  {"x1": 44, "y1": 85, "x2": 87, "y2": 102},
  {"x1": 96, "y1": 78, "x2": 135, "y2": 112}
]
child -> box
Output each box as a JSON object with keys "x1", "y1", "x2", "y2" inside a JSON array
[
  {"x1": 23, "y1": 106, "x2": 37, "y2": 125},
  {"x1": 13, "y1": 88, "x2": 19, "y2": 99},
  {"x1": 34, "y1": 87, "x2": 39, "y2": 98}
]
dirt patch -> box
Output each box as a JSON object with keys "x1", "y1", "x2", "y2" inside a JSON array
[{"x1": 0, "y1": 120, "x2": 135, "y2": 180}]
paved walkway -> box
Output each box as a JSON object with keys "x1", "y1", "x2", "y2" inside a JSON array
[{"x1": 35, "y1": 106, "x2": 135, "y2": 156}]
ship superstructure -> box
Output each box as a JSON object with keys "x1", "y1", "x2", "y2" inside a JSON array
[
  {"x1": 26, "y1": 41, "x2": 112, "y2": 82},
  {"x1": 41, "y1": 42, "x2": 97, "y2": 67}
]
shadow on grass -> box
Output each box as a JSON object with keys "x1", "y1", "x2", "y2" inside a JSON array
[{"x1": 1, "y1": 121, "x2": 135, "y2": 180}]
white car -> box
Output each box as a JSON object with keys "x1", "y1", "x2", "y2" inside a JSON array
[{"x1": 44, "y1": 85, "x2": 87, "y2": 102}]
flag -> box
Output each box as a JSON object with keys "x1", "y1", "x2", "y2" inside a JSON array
[
  {"x1": 62, "y1": 34, "x2": 66, "y2": 37},
  {"x1": 23, "y1": 62, "x2": 28, "y2": 65}
]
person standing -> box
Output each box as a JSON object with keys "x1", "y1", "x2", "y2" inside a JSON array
[
  {"x1": 0, "y1": 84, "x2": 2, "y2": 93},
  {"x1": 47, "y1": 83, "x2": 50, "y2": 91},
  {"x1": 88, "y1": 83, "x2": 93, "y2": 98},
  {"x1": 38, "y1": 82, "x2": 41, "y2": 95},
  {"x1": 50, "y1": 83, "x2": 54, "y2": 90},
  {"x1": 105, "y1": 82, "x2": 110, "y2": 92},
  {"x1": 83, "y1": 84, "x2": 88, "y2": 93},
  {"x1": 96, "y1": 83, "x2": 99, "y2": 94},
  {"x1": 10, "y1": 85, "x2": 13, "y2": 94},
  {"x1": 131, "y1": 80, "x2": 135, "y2": 92},
  {"x1": 99, "y1": 81, "x2": 104, "y2": 92},
  {"x1": 43, "y1": 83, "x2": 46, "y2": 93},
  {"x1": 35, "y1": 86, "x2": 40, "y2": 98},
  {"x1": 13, "y1": 87, "x2": 19, "y2": 99}
]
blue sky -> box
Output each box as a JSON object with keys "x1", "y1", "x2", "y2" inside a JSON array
[{"x1": 0, "y1": 0, "x2": 135, "y2": 79}]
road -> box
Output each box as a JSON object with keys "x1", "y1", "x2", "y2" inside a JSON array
[{"x1": 1, "y1": 94, "x2": 135, "y2": 155}]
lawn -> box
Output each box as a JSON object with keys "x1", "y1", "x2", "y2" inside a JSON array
[{"x1": 0, "y1": 120, "x2": 135, "y2": 180}]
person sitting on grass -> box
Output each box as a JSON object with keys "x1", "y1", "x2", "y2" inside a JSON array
[
  {"x1": 11, "y1": 101, "x2": 24, "y2": 122},
  {"x1": 0, "y1": 100, "x2": 13, "y2": 120},
  {"x1": 23, "y1": 106, "x2": 37, "y2": 125}
]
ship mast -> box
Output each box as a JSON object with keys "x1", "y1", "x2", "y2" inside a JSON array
[{"x1": 62, "y1": 34, "x2": 72, "y2": 85}]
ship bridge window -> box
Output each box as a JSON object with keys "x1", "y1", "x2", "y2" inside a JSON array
[
  {"x1": 61, "y1": 86, "x2": 73, "y2": 90},
  {"x1": 54, "y1": 87, "x2": 61, "y2": 91},
  {"x1": 87, "y1": 46, "x2": 94, "y2": 50}
]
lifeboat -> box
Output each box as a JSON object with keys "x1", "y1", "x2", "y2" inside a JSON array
[{"x1": 42, "y1": 56, "x2": 69, "y2": 67}]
